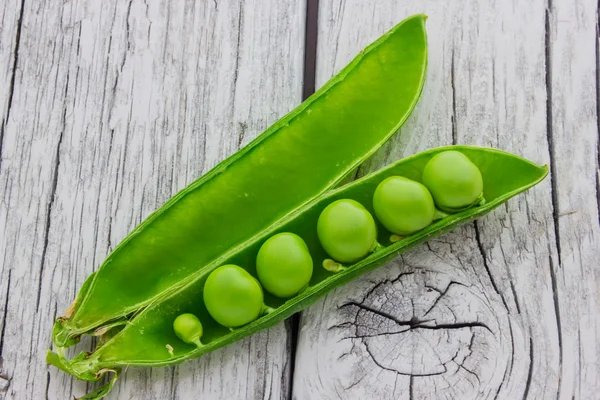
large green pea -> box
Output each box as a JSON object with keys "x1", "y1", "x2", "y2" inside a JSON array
[
  {"x1": 203, "y1": 265, "x2": 264, "y2": 328},
  {"x1": 256, "y1": 233, "x2": 313, "y2": 298},
  {"x1": 422, "y1": 150, "x2": 483, "y2": 212},
  {"x1": 317, "y1": 199, "x2": 377, "y2": 263},
  {"x1": 173, "y1": 313, "x2": 203, "y2": 347},
  {"x1": 373, "y1": 176, "x2": 435, "y2": 235}
]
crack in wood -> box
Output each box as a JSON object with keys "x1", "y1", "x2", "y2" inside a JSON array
[
  {"x1": 125, "y1": 0, "x2": 133, "y2": 53},
  {"x1": 231, "y1": 1, "x2": 244, "y2": 105},
  {"x1": 343, "y1": 301, "x2": 493, "y2": 334},
  {"x1": 263, "y1": 330, "x2": 271, "y2": 400},
  {"x1": 474, "y1": 221, "x2": 509, "y2": 311},
  {"x1": 0, "y1": 0, "x2": 26, "y2": 174},
  {"x1": 459, "y1": 364, "x2": 481, "y2": 388},
  {"x1": 508, "y1": 280, "x2": 521, "y2": 314},
  {"x1": 327, "y1": 321, "x2": 352, "y2": 331},
  {"x1": 0, "y1": 373, "x2": 10, "y2": 397},
  {"x1": 496, "y1": 235, "x2": 522, "y2": 314},
  {"x1": 596, "y1": 0, "x2": 600, "y2": 231},
  {"x1": 548, "y1": 254, "x2": 563, "y2": 399},
  {"x1": 495, "y1": 318, "x2": 516, "y2": 398},
  {"x1": 35, "y1": 124, "x2": 65, "y2": 313},
  {"x1": 363, "y1": 338, "x2": 448, "y2": 377},
  {"x1": 237, "y1": 122, "x2": 247, "y2": 149},
  {"x1": 0, "y1": 270, "x2": 13, "y2": 361},
  {"x1": 330, "y1": 266, "x2": 496, "y2": 391},
  {"x1": 109, "y1": 0, "x2": 132, "y2": 107},
  {"x1": 451, "y1": 47, "x2": 457, "y2": 145},
  {"x1": 169, "y1": 366, "x2": 177, "y2": 399},
  {"x1": 523, "y1": 337, "x2": 534, "y2": 400},
  {"x1": 282, "y1": 319, "x2": 292, "y2": 398},
  {"x1": 91, "y1": 164, "x2": 105, "y2": 269},
  {"x1": 388, "y1": 327, "x2": 472, "y2": 379},
  {"x1": 44, "y1": 371, "x2": 50, "y2": 400},
  {"x1": 545, "y1": 6, "x2": 563, "y2": 267},
  {"x1": 354, "y1": 270, "x2": 415, "y2": 306},
  {"x1": 423, "y1": 280, "x2": 468, "y2": 316},
  {"x1": 343, "y1": 373, "x2": 366, "y2": 391}
]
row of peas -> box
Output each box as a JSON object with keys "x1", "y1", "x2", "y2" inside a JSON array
[{"x1": 173, "y1": 150, "x2": 484, "y2": 346}]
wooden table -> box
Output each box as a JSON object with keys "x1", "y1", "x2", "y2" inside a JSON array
[{"x1": 1, "y1": 0, "x2": 598, "y2": 399}]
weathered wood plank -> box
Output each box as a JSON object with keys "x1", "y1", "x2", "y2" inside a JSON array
[
  {"x1": 0, "y1": 1, "x2": 25, "y2": 395},
  {"x1": 293, "y1": 0, "x2": 598, "y2": 399},
  {"x1": 546, "y1": 0, "x2": 600, "y2": 398},
  {"x1": 0, "y1": 0, "x2": 304, "y2": 398}
]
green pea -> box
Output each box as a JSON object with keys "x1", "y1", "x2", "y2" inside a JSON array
[
  {"x1": 373, "y1": 176, "x2": 435, "y2": 236},
  {"x1": 317, "y1": 199, "x2": 377, "y2": 264},
  {"x1": 203, "y1": 265, "x2": 264, "y2": 328},
  {"x1": 173, "y1": 313, "x2": 203, "y2": 347},
  {"x1": 256, "y1": 233, "x2": 313, "y2": 298},
  {"x1": 422, "y1": 150, "x2": 484, "y2": 212}
]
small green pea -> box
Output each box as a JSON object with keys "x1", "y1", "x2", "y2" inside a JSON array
[
  {"x1": 173, "y1": 313, "x2": 203, "y2": 347},
  {"x1": 203, "y1": 265, "x2": 264, "y2": 328},
  {"x1": 422, "y1": 150, "x2": 484, "y2": 212},
  {"x1": 317, "y1": 199, "x2": 377, "y2": 263},
  {"x1": 373, "y1": 176, "x2": 435, "y2": 235},
  {"x1": 256, "y1": 233, "x2": 313, "y2": 298}
]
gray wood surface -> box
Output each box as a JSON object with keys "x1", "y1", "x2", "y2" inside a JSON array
[
  {"x1": 0, "y1": 0, "x2": 303, "y2": 398},
  {"x1": 1, "y1": 0, "x2": 598, "y2": 399}
]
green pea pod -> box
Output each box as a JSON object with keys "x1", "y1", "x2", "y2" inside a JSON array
[
  {"x1": 52, "y1": 14, "x2": 428, "y2": 349},
  {"x1": 47, "y1": 146, "x2": 548, "y2": 399}
]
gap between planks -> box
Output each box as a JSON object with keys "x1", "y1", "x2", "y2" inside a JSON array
[{"x1": 287, "y1": 0, "x2": 319, "y2": 399}]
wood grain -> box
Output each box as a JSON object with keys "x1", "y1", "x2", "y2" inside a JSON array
[
  {"x1": 0, "y1": 0, "x2": 303, "y2": 398},
  {"x1": 546, "y1": 0, "x2": 600, "y2": 397},
  {"x1": 293, "y1": 0, "x2": 599, "y2": 399}
]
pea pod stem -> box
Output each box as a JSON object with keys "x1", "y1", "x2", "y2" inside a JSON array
[
  {"x1": 262, "y1": 305, "x2": 277, "y2": 315},
  {"x1": 227, "y1": 305, "x2": 274, "y2": 332},
  {"x1": 388, "y1": 209, "x2": 450, "y2": 242},
  {"x1": 78, "y1": 368, "x2": 121, "y2": 400},
  {"x1": 433, "y1": 209, "x2": 449, "y2": 220},
  {"x1": 371, "y1": 241, "x2": 385, "y2": 252},
  {"x1": 166, "y1": 344, "x2": 175, "y2": 357},
  {"x1": 390, "y1": 234, "x2": 405, "y2": 243},
  {"x1": 324, "y1": 241, "x2": 384, "y2": 273},
  {"x1": 176, "y1": 337, "x2": 204, "y2": 349},
  {"x1": 388, "y1": 209, "x2": 452, "y2": 242},
  {"x1": 322, "y1": 259, "x2": 346, "y2": 273},
  {"x1": 437, "y1": 193, "x2": 486, "y2": 214}
]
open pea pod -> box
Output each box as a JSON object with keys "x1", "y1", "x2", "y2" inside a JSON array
[
  {"x1": 48, "y1": 146, "x2": 548, "y2": 398},
  {"x1": 52, "y1": 14, "x2": 428, "y2": 348}
]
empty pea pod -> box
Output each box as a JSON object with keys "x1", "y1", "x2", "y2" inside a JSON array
[
  {"x1": 51, "y1": 14, "x2": 429, "y2": 350},
  {"x1": 47, "y1": 146, "x2": 547, "y2": 399}
]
